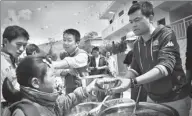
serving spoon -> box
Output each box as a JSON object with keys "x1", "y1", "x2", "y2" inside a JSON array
[
  {"x1": 131, "y1": 86, "x2": 142, "y2": 116},
  {"x1": 88, "y1": 95, "x2": 111, "y2": 116}
]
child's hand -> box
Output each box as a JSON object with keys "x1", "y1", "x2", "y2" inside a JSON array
[{"x1": 85, "y1": 79, "x2": 97, "y2": 96}]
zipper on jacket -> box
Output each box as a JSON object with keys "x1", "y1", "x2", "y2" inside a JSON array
[
  {"x1": 144, "y1": 43, "x2": 147, "y2": 59},
  {"x1": 150, "y1": 38, "x2": 154, "y2": 61},
  {"x1": 138, "y1": 42, "x2": 144, "y2": 70},
  {"x1": 144, "y1": 42, "x2": 150, "y2": 70}
]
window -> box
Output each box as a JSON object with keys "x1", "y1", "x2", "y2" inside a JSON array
[
  {"x1": 110, "y1": 14, "x2": 115, "y2": 24},
  {"x1": 110, "y1": 19, "x2": 113, "y2": 24},
  {"x1": 157, "y1": 18, "x2": 166, "y2": 25},
  {"x1": 119, "y1": 10, "x2": 124, "y2": 17}
]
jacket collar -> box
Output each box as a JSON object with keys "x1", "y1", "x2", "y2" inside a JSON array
[
  {"x1": 20, "y1": 86, "x2": 59, "y2": 107},
  {"x1": 68, "y1": 47, "x2": 79, "y2": 57},
  {"x1": 1, "y1": 51, "x2": 16, "y2": 68}
]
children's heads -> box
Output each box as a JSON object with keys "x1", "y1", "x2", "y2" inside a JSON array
[
  {"x1": 63, "y1": 29, "x2": 80, "y2": 54},
  {"x1": 26, "y1": 44, "x2": 40, "y2": 56},
  {"x1": 16, "y1": 56, "x2": 56, "y2": 93},
  {"x1": 2, "y1": 25, "x2": 29, "y2": 58}
]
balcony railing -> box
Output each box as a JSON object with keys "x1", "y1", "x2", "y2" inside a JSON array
[
  {"x1": 170, "y1": 15, "x2": 192, "y2": 40},
  {"x1": 102, "y1": 14, "x2": 192, "y2": 40},
  {"x1": 102, "y1": 14, "x2": 130, "y2": 39}
]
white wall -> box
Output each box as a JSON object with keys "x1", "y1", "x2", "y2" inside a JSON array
[
  {"x1": 111, "y1": 1, "x2": 132, "y2": 24},
  {"x1": 153, "y1": 7, "x2": 170, "y2": 26},
  {"x1": 102, "y1": 1, "x2": 170, "y2": 40},
  {"x1": 102, "y1": 1, "x2": 132, "y2": 39}
]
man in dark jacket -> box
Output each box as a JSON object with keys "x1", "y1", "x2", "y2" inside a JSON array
[
  {"x1": 89, "y1": 47, "x2": 109, "y2": 75},
  {"x1": 89, "y1": 47, "x2": 109, "y2": 101},
  {"x1": 104, "y1": 2, "x2": 191, "y2": 116},
  {"x1": 186, "y1": 24, "x2": 192, "y2": 97}
]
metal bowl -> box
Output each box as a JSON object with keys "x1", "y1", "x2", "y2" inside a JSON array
[
  {"x1": 99, "y1": 102, "x2": 179, "y2": 116},
  {"x1": 95, "y1": 77, "x2": 122, "y2": 92},
  {"x1": 103, "y1": 98, "x2": 135, "y2": 108},
  {"x1": 66, "y1": 102, "x2": 99, "y2": 116},
  {"x1": 66, "y1": 98, "x2": 135, "y2": 116}
]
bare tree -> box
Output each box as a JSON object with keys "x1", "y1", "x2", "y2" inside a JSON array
[{"x1": 79, "y1": 31, "x2": 98, "y2": 53}]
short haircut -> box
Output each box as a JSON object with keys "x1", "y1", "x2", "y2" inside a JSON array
[
  {"x1": 63, "y1": 29, "x2": 81, "y2": 42},
  {"x1": 92, "y1": 46, "x2": 99, "y2": 52},
  {"x1": 16, "y1": 56, "x2": 49, "y2": 87},
  {"x1": 3, "y1": 25, "x2": 29, "y2": 46},
  {"x1": 128, "y1": 1, "x2": 154, "y2": 17},
  {"x1": 26, "y1": 44, "x2": 40, "y2": 56}
]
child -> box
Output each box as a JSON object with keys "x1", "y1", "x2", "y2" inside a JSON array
[{"x1": 7, "y1": 56, "x2": 97, "y2": 116}]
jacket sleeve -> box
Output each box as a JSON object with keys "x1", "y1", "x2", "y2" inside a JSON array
[
  {"x1": 12, "y1": 109, "x2": 25, "y2": 116},
  {"x1": 157, "y1": 30, "x2": 179, "y2": 74},
  {"x1": 56, "y1": 87, "x2": 89, "y2": 113}
]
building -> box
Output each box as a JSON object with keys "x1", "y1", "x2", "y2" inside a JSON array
[
  {"x1": 99, "y1": 1, "x2": 192, "y2": 75},
  {"x1": 84, "y1": 36, "x2": 104, "y2": 47}
]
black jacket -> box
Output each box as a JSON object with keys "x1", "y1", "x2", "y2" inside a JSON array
[
  {"x1": 130, "y1": 25, "x2": 189, "y2": 102},
  {"x1": 124, "y1": 50, "x2": 133, "y2": 66},
  {"x1": 186, "y1": 24, "x2": 192, "y2": 70},
  {"x1": 89, "y1": 55, "x2": 108, "y2": 75}
]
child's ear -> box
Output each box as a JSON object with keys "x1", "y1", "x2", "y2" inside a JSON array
[
  {"x1": 149, "y1": 15, "x2": 154, "y2": 23},
  {"x1": 32, "y1": 51, "x2": 37, "y2": 55},
  {"x1": 31, "y1": 77, "x2": 40, "y2": 89}
]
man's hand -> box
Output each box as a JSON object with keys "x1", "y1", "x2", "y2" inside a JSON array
[
  {"x1": 95, "y1": 67, "x2": 101, "y2": 70},
  {"x1": 89, "y1": 67, "x2": 95, "y2": 70},
  {"x1": 109, "y1": 78, "x2": 131, "y2": 94},
  {"x1": 96, "y1": 66, "x2": 109, "y2": 70},
  {"x1": 86, "y1": 79, "x2": 97, "y2": 96}
]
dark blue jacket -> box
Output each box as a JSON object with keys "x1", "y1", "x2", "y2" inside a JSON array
[
  {"x1": 130, "y1": 25, "x2": 190, "y2": 102},
  {"x1": 186, "y1": 24, "x2": 192, "y2": 70}
]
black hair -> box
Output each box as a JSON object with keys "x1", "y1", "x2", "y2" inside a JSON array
[
  {"x1": 26, "y1": 44, "x2": 40, "y2": 56},
  {"x1": 2, "y1": 25, "x2": 29, "y2": 47},
  {"x1": 132, "y1": 1, "x2": 138, "y2": 4},
  {"x1": 63, "y1": 28, "x2": 81, "y2": 42},
  {"x1": 92, "y1": 46, "x2": 99, "y2": 52},
  {"x1": 16, "y1": 56, "x2": 50, "y2": 88},
  {"x1": 128, "y1": 1, "x2": 154, "y2": 17}
]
